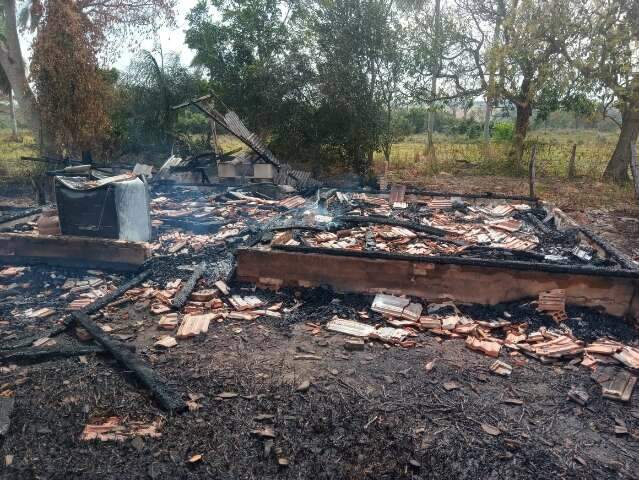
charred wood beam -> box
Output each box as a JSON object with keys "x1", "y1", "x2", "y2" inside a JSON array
[
  {"x1": 73, "y1": 311, "x2": 186, "y2": 412},
  {"x1": 268, "y1": 225, "x2": 327, "y2": 233},
  {"x1": 170, "y1": 93, "x2": 215, "y2": 111},
  {"x1": 412, "y1": 190, "x2": 537, "y2": 202},
  {"x1": 463, "y1": 245, "x2": 546, "y2": 262},
  {"x1": 0, "y1": 270, "x2": 151, "y2": 351},
  {"x1": 0, "y1": 207, "x2": 42, "y2": 225},
  {"x1": 0, "y1": 345, "x2": 105, "y2": 362},
  {"x1": 524, "y1": 212, "x2": 554, "y2": 236},
  {"x1": 579, "y1": 227, "x2": 637, "y2": 271},
  {"x1": 83, "y1": 269, "x2": 152, "y2": 315},
  {"x1": 417, "y1": 232, "x2": 466, "y2": 246},
  {"x1": 336, "y1": 215, "x2": 448, "y2": 237},
  {"x1": 150, "y1": 180, "x2": 225, "y2": 189},
  {"x1": 171, "y1": 261, "x2": 206, "y2": 309},
  {"x1": 158, "y1": 217, "x2": 228, "y2": 234},
  {"x1": 328, "y1": 186, "x2": 538, "y2": 202}
]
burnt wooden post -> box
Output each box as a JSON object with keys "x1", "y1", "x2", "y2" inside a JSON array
[
  {"x1": 529, "y1": 143, "x2": 537, "y2": 198},
  {"x1": 568, "y1": 143, "x2": 577, "y2": 178},
  {"x1": 630, "y1": 143, "x2": 639, "y2": 200}
]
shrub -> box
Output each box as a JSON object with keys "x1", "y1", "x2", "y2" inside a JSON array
[{"x1": 492, "y1": 122, "x2": 514, "y2": 141}]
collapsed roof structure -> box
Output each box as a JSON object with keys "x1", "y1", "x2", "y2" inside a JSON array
[{"x1": 166, "y1": 94, "x2": 319, "y2": 192}]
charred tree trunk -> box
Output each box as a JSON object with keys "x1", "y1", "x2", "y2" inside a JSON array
[
  {"x1": 508, "y1": 102, "x2": 532, "y2": 168},
  {"x1": 603, "y1": 100, "x2": 639, "y2": 184}
]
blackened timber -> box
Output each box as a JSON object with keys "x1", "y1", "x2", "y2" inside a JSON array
[
  {"x1": 411, "y1": 190, "x2": 537, "y2": 202},
  {"x1": 1, "y1": 270, "x2": 151, "y2": 351},
  {"x1": 0, "y1": 207, "x2": 42, "y2": 225},
  {"x1": 0, "y1": 345, "x2": 105, "y2": 362},
  {"x1": 336, "y1": 215, "x2": 448, "y2": 237},
  {"x1": 0, "y1": 208, "x2": 42, "y2": 232},
  {"x1": 525, "y1": 212, "x2": 554, "y2": 236},
  {"x1": 72, "y1": 311, "x2": 186, "y2": 412},
  {"x1": 463, "y1": 244, "x2": 546, "y2": 262},
  {"x1": 328, "y1": 186, "x2": 537, "y2": 202},
  {"x1": 579, "y1": 227, "x2": 637, "y2": 271},
  {"x1": 171, "y1": 261, "x2": 207, "y2": 309},
  {"x1": 159, "y1": 217, "x2": 227, "y2": 234},
  {"x1": 85, "y1": 269, "x2": 153, "y2": 315}
]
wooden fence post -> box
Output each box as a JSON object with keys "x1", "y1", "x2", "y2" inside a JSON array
[
  {"x1": 529, "y1": 143, "x2": 537, "y2": 198},
  {"x1": 630, "y1": 143, "x2": 639, "y2": 200},
  {"x1": 568, "y1": 143, "x2": 577, "y2": 178}
]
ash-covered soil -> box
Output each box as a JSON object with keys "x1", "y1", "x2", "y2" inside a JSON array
[
  {"x1": 1, "y1": 287, "x2": 639, "y2": 480},
  {"x1": 1, "y1": 183, "x2": 639, "y2": 479}
]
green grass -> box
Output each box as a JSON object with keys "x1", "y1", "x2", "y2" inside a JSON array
[
  {"x1": 0, "y1": 128, "x2": 625, "y2": 188},
  {"x1": 0, "y1": 130, "x2": 38, "y2": 185},
  {"x1": 374, "y1": 129, "x2": 620, "y2": 180}
]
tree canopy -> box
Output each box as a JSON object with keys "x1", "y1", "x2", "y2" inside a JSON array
[{"x1": 0, "y1": 0, "x2": 637, "y2": 182}]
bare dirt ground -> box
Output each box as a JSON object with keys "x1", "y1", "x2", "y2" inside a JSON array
[{"x1": 1, "y1": 176, "x2": 638, "y2": 479}]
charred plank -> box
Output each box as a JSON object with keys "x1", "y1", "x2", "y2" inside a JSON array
[
  {"x1": 171, "y1": 261, "x2": 207, "y2": 309},
  {"x1": 72, "y1": 311, "x2": 186, "y2": 412},
  {"x1": 1, "y1": 269, "x2": 151, "y2": 351},
  {"x1": 0, "y1": 345, "x2": 105, "y2": 362}
]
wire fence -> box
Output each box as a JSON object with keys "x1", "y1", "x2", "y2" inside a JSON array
[{"x1": 374, "y1": 140, "x2": 618, "y2": 179}]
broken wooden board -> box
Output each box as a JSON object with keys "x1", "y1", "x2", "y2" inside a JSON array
[
  {"x1": 171, "y1": 262, "x2": 206, "y2": 309},
  {"x1": 236, "y1": 247, "x2": 639, "y2": 318},
  {"x1": 0, "y1": 233, "x2": 150, "y2": 271}
]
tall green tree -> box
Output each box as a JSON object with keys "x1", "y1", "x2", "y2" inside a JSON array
[
  {"x1": 405, "y1": 0, "x2": 484, "y2": 160},
  {"x1": 186, "y1": 0, "x2": 302, "y2": 135},
  {"x1": 312, "y1": 0, "x2": 401, "y2": 174},
  {"x1": 562, "y1": 0, "x2": 639, "y2": 183},
  {"x1": 459, "y1": 0, "x2": 574, "y2": 167}
]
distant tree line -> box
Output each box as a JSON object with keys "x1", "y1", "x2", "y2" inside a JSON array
[{"x1": 0, "y1": 0, "x2": 637, "y2": 183}]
